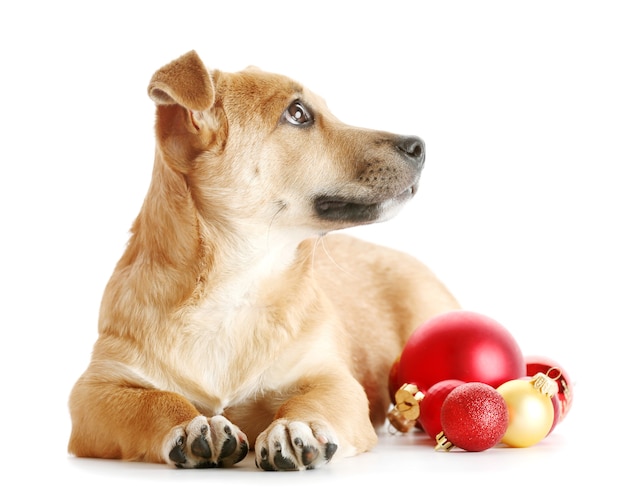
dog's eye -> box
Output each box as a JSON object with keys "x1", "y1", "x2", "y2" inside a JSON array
[{"x1": 283, "y1": 101, "x2": 312, "y2": 126}]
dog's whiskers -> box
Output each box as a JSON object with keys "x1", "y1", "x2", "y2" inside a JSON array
[
  {"x1": 313, "y1": 235, "x2": 358, "y2": 280},
  {"x1": 265, "y1": 201, "x2": 288, "y2": 250}
]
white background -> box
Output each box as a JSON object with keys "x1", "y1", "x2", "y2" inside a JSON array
[{"x1": 1, "y1": 0, "x2": 623, "y2": 498}]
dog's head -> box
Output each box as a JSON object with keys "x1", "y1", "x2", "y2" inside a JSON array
[{"x1": 148, "y1": 51, "x2": 424, "y2": 236}]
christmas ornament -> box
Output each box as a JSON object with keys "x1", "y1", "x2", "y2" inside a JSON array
[
  {"x1": 419, "y1": 379, "x2": 465, "y2": 440},
  {"x1": 545, "y1": 386, "x2": 561, "y2": 435},
  {"x1": 497, "y1": 372, "x2": 557, "y2": 448},
  {"x1": 525, "y1": 355, "x2": 573, "y2": 422},
  {"x1": 435, "y1": 382, "x2": 509, "y2": 452},
  {"x1": 387, "y1": 383, "x2": 424, "y2": 433},
  {"x1": 388, "y1": 355, "x2": 402, "y2": 403},
  {"x1": 398, "y1": 310, "x2": 525, "y2": 392},
  {"x1": 388, "y1": 355, "x2": 425, "y2": 431},
  {"x1": 387, "y1": 379, "x2": 464, "y2": 435},
  {"x1": 518, "y1": 374, "x2": 560, "y2": 435}
]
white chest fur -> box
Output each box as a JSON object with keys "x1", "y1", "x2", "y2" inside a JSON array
[{"x1": 159, "y1": 234, "x2": 316, "y2": 414}]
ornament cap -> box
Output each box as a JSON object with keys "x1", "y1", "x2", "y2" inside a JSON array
[
  {"x1": 387, "y1": 383, "x2": 424, "y2": 432},
  {"x1": 435, "y1": 431, "x2": 454, "y2": 451},
  {"x1": 531, "y1": 371, "x2": 558, "y2": 397},
  {"x1": 387, "y1": 407, "x2": 416, "y2": 433}
]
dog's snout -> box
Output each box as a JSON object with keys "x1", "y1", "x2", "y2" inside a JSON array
[{"x1": 396, "y1": 136, "x2": 425, "y2": 165}]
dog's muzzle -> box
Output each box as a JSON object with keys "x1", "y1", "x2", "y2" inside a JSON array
[{"x1": 314, "y1": 135, "x2": 425, "y2": 224}]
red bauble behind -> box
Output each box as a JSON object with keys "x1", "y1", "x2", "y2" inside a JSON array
[
  {"x1": 419, "y1": 379, "x2": 465, "y2": 440},
  {"x1": 548, "y1": 393, "x2": 562, "y2": 434},
  {"x1": 398, "y1": 310, "x2": 525, "y2": 391},
  {"x1": 525, "y1": 355, "x2": 573, "y2": 423}
]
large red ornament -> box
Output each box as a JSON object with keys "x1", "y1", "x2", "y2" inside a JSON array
[
  {"x1": 436, "y1": 382, "x2": 509, "y2": 452},
  {"x1": 398, "y1": 310, "x2": 525, "y2": 391},
  {"x1": 525, "y1": 355, "x2": 573, "y2": 423}
]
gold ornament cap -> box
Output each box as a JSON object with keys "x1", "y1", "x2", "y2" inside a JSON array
[
  {"x1": 387, "y1": 383, "x2": 424, "y2": 432},
  {"x1": 435, "y1": 431, "x2": 454, "y2": 451},
  {"x1": 530, "y1": 371, "x2": 559, "y2": 397}
]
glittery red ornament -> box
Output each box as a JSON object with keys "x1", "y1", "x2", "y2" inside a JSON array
[
  {"x1": 419, "y1": 379, "x2": 465, "y2": 440},
  {"x1": 525, "y1": 355, "x2": 573, "y2": 423},
  {"x1": 437, "y1": 382, "x2": 509, "y2": 452},
  {"x1": 399, "y1": 311, "x2": 525, "y2": 392}
]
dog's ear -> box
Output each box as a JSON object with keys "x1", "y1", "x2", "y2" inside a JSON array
[
  {"x1": 148, "y1": 50, "x2": 215, "y2": 111},
  {"x1": 147, "y1": 51, "x2": 224, "y2": 171}
]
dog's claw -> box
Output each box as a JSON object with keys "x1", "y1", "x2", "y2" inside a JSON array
[
  {"x1": 218, "y1": 424, "x2": 251, "y2": 467},
  {"x1": 257, "y1": 447, "x2": 276, "y2": 471},
  {"x1": 274, "y1": 453, "x2": 298, "y2": 471},
  {"x1": 169, "y1": 436, "x2": 187, "y2": 466},
  {"x1": 324, "y1": 442, "x2": 338, "y2": 461},
  {"x1": 218, "y1": 427, "x2": 236, "y2": 461},
  {"x1": 234, "y1": 441, "x2": 250, "y2": 463}
]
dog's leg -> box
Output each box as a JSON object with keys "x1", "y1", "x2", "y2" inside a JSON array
[
  {"x1": 68, "y1": 377, "x2": 249, "y2": 468},
  {"x1": 253, "y1": 371, "x2": 377, "y2": 471}
]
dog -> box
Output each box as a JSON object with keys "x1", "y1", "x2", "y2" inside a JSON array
[{"x1": 68, "y1": 50, "x2": 460, "y2": 471}]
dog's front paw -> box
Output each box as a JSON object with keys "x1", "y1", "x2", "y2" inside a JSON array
[
  {"x1": 163, "y1": 415, "x2": 249, "y2": 468},
  {"x1": 254, "y1": 419, "x2": 338, "y2": 471}
]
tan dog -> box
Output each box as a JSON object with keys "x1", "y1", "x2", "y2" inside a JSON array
[{"x1": 68, "y1": 51, "x2": 459, "y2": 471}]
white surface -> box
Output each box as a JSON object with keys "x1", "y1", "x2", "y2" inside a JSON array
[
  {"x1": 53, "y1": 422, "x2": 598, "y2": 499},
  {"x1": 1, "y1": 1, "x2": 623, "y2": 498}
]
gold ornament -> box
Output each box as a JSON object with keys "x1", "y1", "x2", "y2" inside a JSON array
[{"x1": 497, "y1": 372, "x2": 557, "y2": 448}]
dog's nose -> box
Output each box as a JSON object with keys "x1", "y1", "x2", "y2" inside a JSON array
[{"x1": 396, "y1": 136, "x2": 425, "y2": 166}]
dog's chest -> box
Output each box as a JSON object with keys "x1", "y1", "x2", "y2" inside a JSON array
[
  {"x1": 164, "y1": 264, "x2": 304, "y2": 411},
  {"x1": 139, "y1": 238, "x2": 330, "y2": 413}
]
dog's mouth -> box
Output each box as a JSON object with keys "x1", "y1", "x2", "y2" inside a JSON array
[{"x1": 314, "y1": 183, "x2": 418, "y2": 223}]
